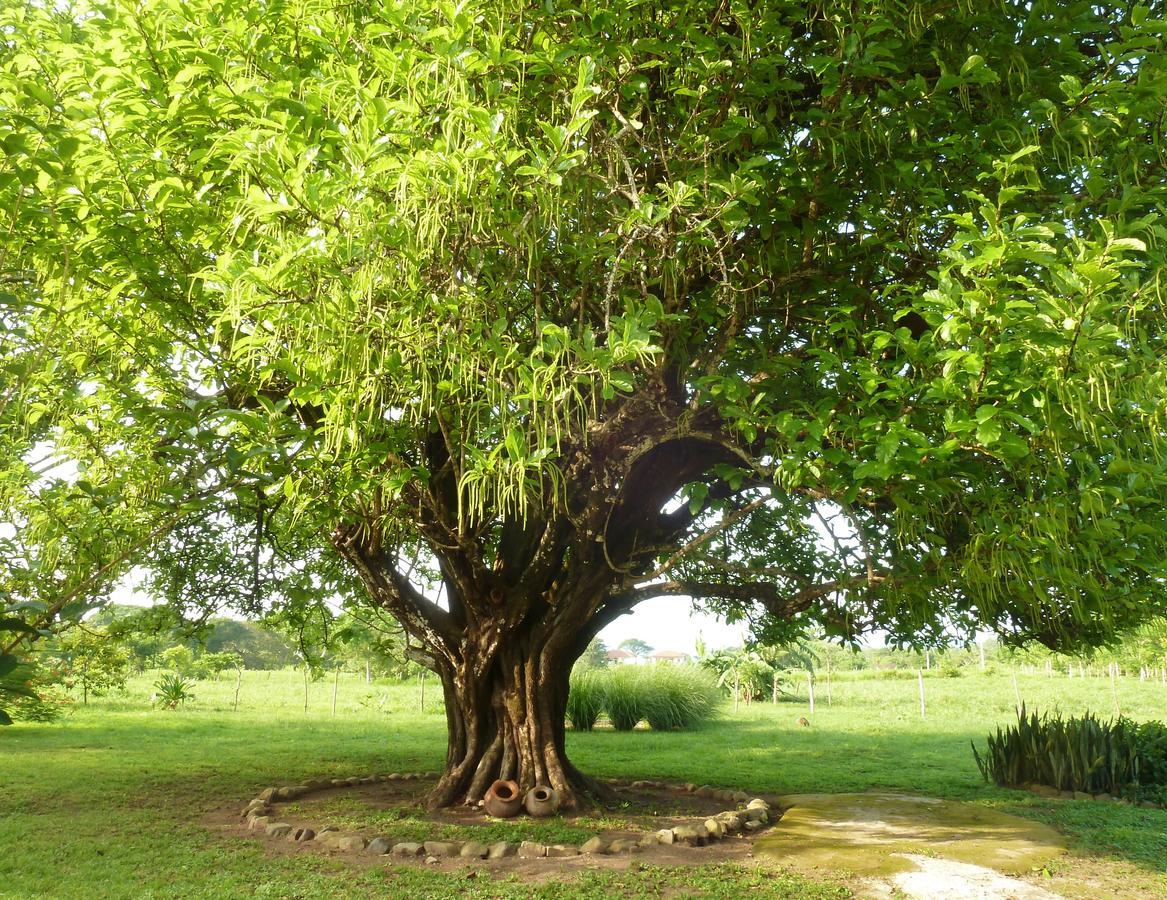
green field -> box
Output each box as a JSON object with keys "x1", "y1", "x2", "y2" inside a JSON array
[{"x1": 2, "y1": 668, "x2": 1165, "y2": 898}]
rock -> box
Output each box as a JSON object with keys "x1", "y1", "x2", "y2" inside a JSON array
[
  {"x1": 387, "y1": 773, "x2": 402, "y2": 781},
  {"x1": 743, "y1": 807, "x2": 769, "y2": 825},
  {"x1": 655, "y1": 828, "x2": 675, "y2": 845},
  {"x1": 746, "y1": 798, "x2": 770, "y2": 811},
  {"x1": 1058, "y1": 790, "x2": 1075, "y2": 800},
  {"x1": 517, "y1": 841, "x2": 547, "y2": 858},
  {"x1": 1073, "y1": 791, "x2": 1092, "y2": 801},
  {"x1": 608, "y1": 839, "x2": 641, "y2": 854},
  {"x1": 460, "y1": 842, "x2": 489, "y2": 859},
  {"x1": 731, "y1": 790, "x2": 749, "y2": 803},
  {"x1": 630, "y1": 780, "x2": 650, "y2": 789},
  {"x1": 716, "y1": 813, "x2": 743, "y2": 832},
  {"x1": 316, "y1": 831, "x2": 345, "y2": 848},
  {"x1": 743, "y1": 819, "x2": 763, "y2": 832},
  {"x1": 274, "y1": 786, "x2": 299, "y2": 801},
  {"x1": 1092, "y1": 793, "x2": 1111, "y2": 802},
  {"x1": 345, "y1": 777, "x2": 361, "y2": 786},
  {"x1": 338, "y1": 836, "x2": 367, "y2": 852},
  {"x1": 247, "y1": 816, "x2": 271, "y2": 831},
  {"x1": 330, "y1": 778, "x2": 347, "y2": 786},
  {"x1": 289, "y1": 827, "x2": 316, "y2": 842},
  {"x1": 714, "y1": 790, "x2": 734, "y2": 802},
  {"x1": 265, "y1": 822, "x2": 294, "y2": 838},
  {"x1": 487, "y1": 841, "x2": 516, "y2": 859},
  {"x1": 694, "y1": 785, "x2": 717, "y2": 799},
  {"x1": 704, "y1": 819, "x2": 725, "y2": 838},
  {"x1": 423, "y1": 841, "x2": 459, "y2": 858},
  {"x1": 1030, "y1": 784, "x2": 1059, "y2": 798},
  {"x1": 638, "y1": 834, "x2": 659, "y2": 848},
  {"x1": 682, "y1": 783, "x2": 697, "y2": 793},
  {"x1": 1139, "y1": 801, "x2": 1160, "y2": 809},
  {"x1": 392, "y1": 842, "x2": 425, "y2": 857},
  {"x1": 242, "y1": 800, "x2": 269, "y2": 816},
  {"x1": 425, "y1": 856, "x2": 438, "y2": 865},
  {"x1": 580, "y1": 837, "x2": 607, "y2": 854},
  {"x1": 671, "y1": 825, "x2": 704, "y2": 846},
  {"x1": 360, "y1": 776, "x2": 377, "y2": 784},
  {"x1": 367, "y1": 837, "x2": 393, "y2": 855},
  {"x1": 547, "y1": 844, "x2": 579, "y2": 858}
]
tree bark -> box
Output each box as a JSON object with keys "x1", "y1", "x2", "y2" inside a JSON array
[{"x1": 424, "y1": 619, "x2": 606, "y2": 811}]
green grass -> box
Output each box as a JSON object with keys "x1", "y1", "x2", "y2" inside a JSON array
[{"x1": 1, "y1": 667, "x2": 1165, "y2": 898}]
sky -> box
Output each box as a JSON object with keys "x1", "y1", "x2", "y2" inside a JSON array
[{"x1": 595, "y1": 595, "x2": 749, "y2": 656}]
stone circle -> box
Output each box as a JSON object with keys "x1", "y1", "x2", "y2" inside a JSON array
[{"x1": 239, "y1": 772, "x2": 781, "y2": 864}]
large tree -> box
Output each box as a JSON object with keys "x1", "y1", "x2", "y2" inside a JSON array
[{"x1": 2, "y1": 0, "x2": 1166, "y2": 806}]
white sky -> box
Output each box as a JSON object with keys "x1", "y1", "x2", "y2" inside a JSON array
[{"x1": 596, "y1": 594, "x2": 749, "y2": 655}]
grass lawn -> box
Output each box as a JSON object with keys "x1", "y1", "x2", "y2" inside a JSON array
[{"x1": 1, "y1": 667, "x2": 1164, "y2": 898}]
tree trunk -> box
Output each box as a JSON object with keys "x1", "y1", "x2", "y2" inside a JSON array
[
  {"x1": 424, "y1": 631, "x2": 606, "y2": 812},
  {"x1": 329, "y1": 416, "x2": 792, "y2": 811}
]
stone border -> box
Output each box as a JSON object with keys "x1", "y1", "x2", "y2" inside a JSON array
[{"x1": 240, "y1": 774, "x2": 781, "y2": 862}]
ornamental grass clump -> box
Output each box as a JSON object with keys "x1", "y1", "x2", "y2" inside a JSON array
[
  {"x1": 567, "y1": 664, "x2": 721, "y2": 732},
  {"x1": 565, "y1": 670, "x2": 605, "y2": 731},
  {"x1": 642, "y1": 665, "x2": 721, "y2": 731},
  {"x1": 972, "y1": 705, "x2": 1167, "y2": 803},
  {"x1": 604, "y1": 665, "x2": 652, "y2": 731}
]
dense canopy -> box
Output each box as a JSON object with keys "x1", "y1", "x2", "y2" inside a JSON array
[{"x1": 2, "y1": 0, "x2": 1166, "y2": 805}]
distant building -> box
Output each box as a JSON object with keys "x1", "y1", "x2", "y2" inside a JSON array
[
  {"x1": 605, "y1": 648, "x2": 635, "y2": 664},
  {"x1": 649, "y1": 650, "x2": 691, "y2": 663}
]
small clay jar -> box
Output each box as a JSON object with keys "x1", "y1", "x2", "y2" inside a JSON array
[
  {"x1": 483, "y1": 779, "x2": 522, "y2": 818},
  {"x1": 524, "y1": 784, "x2": 560, "y2": 818}
]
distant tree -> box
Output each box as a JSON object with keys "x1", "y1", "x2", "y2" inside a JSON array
[
  {"x1": 92, "y1": 605, "x2": 186, "y2": 671},
  {"x1": 202, "y1": 618, "x2": 298, "y2": 670},
  {"x1": 331, "y1": 610, "x2": 426, "y2": 680},
  {"x1": 47, "y1": 628, "x2": 131, "y2": 705},
  {"x1": 158, "y1": 645, "x2": 201, "y2": 679},
  {"x1": 619, "y1": 639, "x2": 654, "y2": 659},
  {"x1": 576, "y1": 638, "x2": 610, "y2": 671}
]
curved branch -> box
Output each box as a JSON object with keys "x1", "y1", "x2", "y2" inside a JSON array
[{"x1": 616, "y1": 573, "x2": 887, "y2": 619}]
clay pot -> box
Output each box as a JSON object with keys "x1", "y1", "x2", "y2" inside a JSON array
[
  {"x1": 483, "y1": 779, "x2": 522, "y2": 818},
  {"x1": 524, "y1": 785, "x2": 560, "y2": 818}
]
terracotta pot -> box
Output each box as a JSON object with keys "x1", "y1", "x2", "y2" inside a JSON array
[
  {"x1": 524, "y1": 785, "x2": 560, "y2": 818},
  {"x1": 483, "y1": 779, "x2": 522, "y2": 818}
]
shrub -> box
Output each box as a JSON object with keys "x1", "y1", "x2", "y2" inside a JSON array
[
  {"x1": 972, "y1": 705, "x2": 1167, "y2": 801},
  {"x1": 0, "y1": 653, "x2": 67, "y2": 724},
  {"x1": 566, "y1": 669, "x2": 605, "y2": 731},
  {"x1": 153, "y1": 673, "x2": 194, "y2": 710}
]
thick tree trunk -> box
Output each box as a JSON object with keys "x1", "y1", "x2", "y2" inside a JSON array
[
  {"x1": 425, "y1": 628, "x2": 605, "y2": 811},
  {"x1": 331, "y1": 423, "x2": 769, "y2": 811}
]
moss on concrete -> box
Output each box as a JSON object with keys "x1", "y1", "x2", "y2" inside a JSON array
[{"x1": 756, "y1": 792, "x2": 1066, "y2": 878}]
